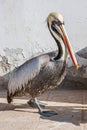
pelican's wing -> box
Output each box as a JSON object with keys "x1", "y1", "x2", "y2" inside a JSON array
[{"x1": 8, "y1": 55, "x2": 50, "y2": 95}]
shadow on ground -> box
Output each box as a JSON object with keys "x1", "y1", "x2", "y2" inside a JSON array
[
  {"x1": 0, "y1": 102, "x2": 87, "y2": 126},
  {"x1": 0, "y1": 87, "x2": 87, "y2": 126}
]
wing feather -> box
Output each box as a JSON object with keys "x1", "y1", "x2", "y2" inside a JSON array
[{"x1": 8, "y1": 55, "x2": 50, "y2": 95}]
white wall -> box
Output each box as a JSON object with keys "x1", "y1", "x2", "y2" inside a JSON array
[{"x1": 0, "y1": 0, "x2": 87, "y2": 74}]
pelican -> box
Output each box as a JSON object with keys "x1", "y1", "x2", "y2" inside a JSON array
[{"x1": 7, "y1": 12, "x2": 79, "y2": 117}]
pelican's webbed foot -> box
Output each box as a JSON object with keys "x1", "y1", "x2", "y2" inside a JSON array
[
  {"x1": 27, "y1": 98, "x2": 47, "y2": 108},
  {"x1": 41, "y1": 111, "x2": 57, "y2": 117},
  {"x1": 30, "y1": 98, "x2": 57, "y2": 117}
]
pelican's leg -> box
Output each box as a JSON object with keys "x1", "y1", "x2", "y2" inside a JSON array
[
  {"x1": 27, "y1": 98, "x2": 47, "y2": 108},
  {"x1": 7, "y1": 91, "x2": 13, "y2": 103},
  {"x1": 33, "y1": 98, "x2": 57, "y2": 117}
]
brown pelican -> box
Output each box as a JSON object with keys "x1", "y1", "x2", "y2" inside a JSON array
[{"x1": 7, "y1": 12, "x2": 79, "y2": 117}]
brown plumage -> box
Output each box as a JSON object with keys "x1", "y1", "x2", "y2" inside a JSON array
[{"x1": 7, "y1": 12, "x2": 78, "y2": 117}]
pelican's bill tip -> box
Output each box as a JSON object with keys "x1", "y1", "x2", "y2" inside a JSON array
[{"x1": 75, "y1": 64, "x2": 79, "y2": 70}]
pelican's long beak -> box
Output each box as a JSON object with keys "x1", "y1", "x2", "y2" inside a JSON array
[{"x1": 60, "y1": 25, "x2": 79, "y2": 70}]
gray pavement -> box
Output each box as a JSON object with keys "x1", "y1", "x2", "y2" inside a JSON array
[{"x1": 0, "y1": 87, "x2": 87, "y2": 130}]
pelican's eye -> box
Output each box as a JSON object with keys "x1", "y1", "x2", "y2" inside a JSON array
[{"x1": 51, "y1": 21, "x2": 61, "y2": 37}]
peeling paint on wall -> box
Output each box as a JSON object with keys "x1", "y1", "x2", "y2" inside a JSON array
[
  {"x1": 0, "y1": 55, "x2": 11, "y2": 73},
  {"x1": 0, "y1": 0, "x2": 87, "y2": 74},
  {"x1": 0, "y1": 48, "x2": 25, "y2": 75}
]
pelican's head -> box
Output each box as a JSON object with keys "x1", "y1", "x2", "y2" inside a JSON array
[
  {"x1": 47, "y1": 12, "x2": 79, "y2": 70},
  {"x1": 47, "y1": 12, "x2": 64, "y2": 27}
]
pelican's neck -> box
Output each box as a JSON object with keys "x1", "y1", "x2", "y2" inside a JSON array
[
  {"x1": 48, "y1": 24, "x2": 68, "y2": 62},
  {"x1": 52, "y1": 36, "x2": 68, "y2": 62}
]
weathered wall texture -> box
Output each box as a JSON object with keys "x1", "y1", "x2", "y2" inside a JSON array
[
  {"x1": 0, "y1": 47, "x2": 87, "y2": 89},
  {"x1": 0, "y1": 48, "x2": 25, "y2": 75},
  {"x1": 0, "y1": 0, "x2": 87, "y2": 88},
  {"x1": 0, "y1": 0, "x2": 87, "y2": 76}
]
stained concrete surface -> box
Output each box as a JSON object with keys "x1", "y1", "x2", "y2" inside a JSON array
[{"x1": 0, "y1": 87, "x2": 87, "y2": 130}]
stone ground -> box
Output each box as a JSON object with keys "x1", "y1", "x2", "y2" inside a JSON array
[{"x1": 0, "y1": 87, "x2": 87, "y2": 130}]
